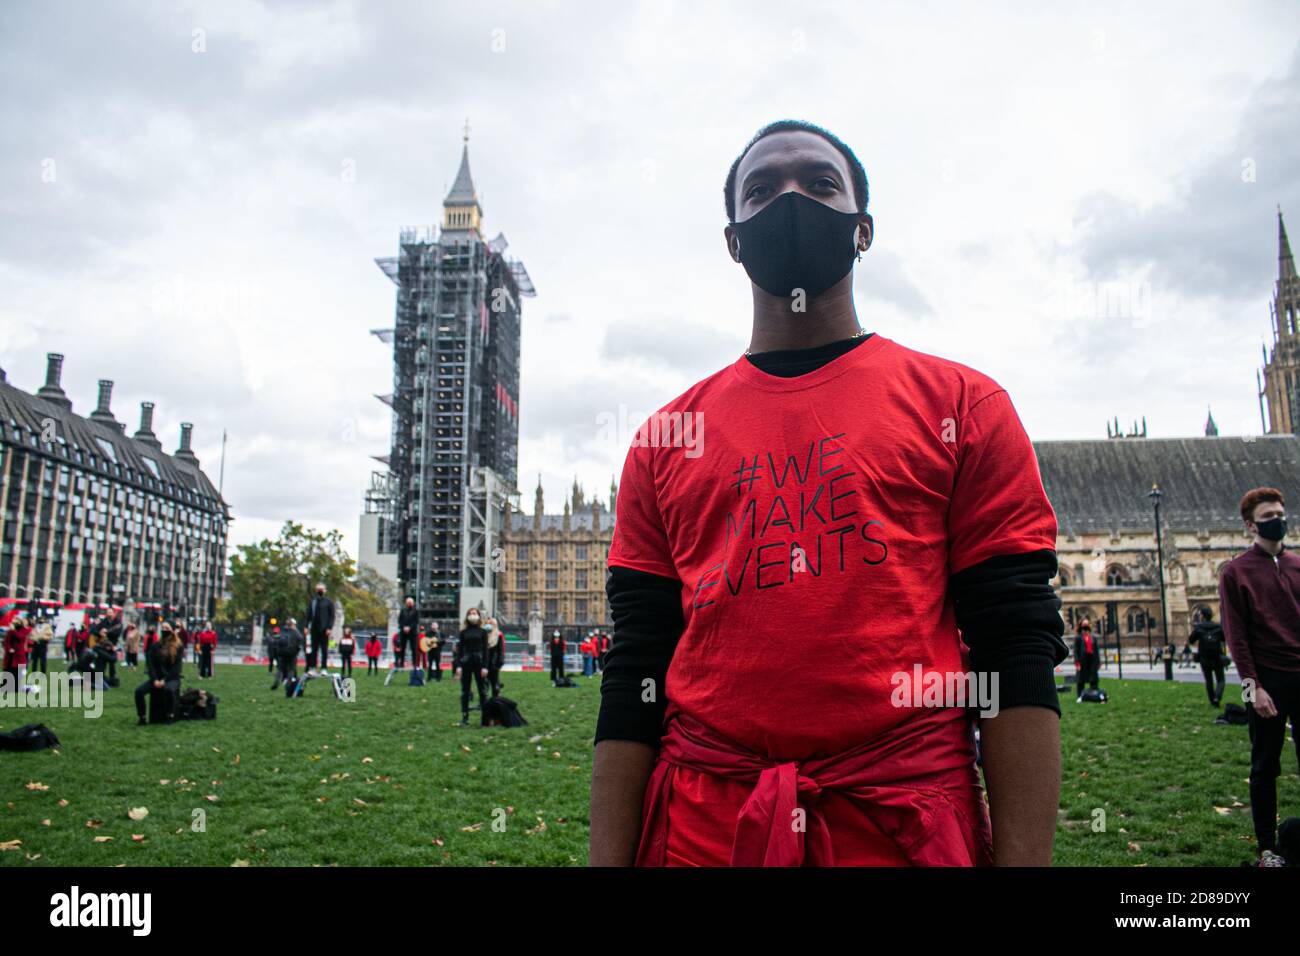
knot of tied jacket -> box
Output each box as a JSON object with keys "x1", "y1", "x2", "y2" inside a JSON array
[
  {"x1": 731, "y1": 759, "x2": 833, "y2": 867},
  {"x1": 636, "y1": 707, "x2": 986, "y2": 868}
]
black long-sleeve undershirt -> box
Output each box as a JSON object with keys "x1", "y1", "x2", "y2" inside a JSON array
[{"x1": 594, "y1": 333, "x2": 1068, "y2": 747}]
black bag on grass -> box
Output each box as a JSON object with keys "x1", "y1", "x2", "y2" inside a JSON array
[
  {"x1": 1215, "y1": 703, "x2": 1249, "y2": 726},
  {"x1": 1079, "y1": 688, "x2": 1108, "y2": 703},
  {"x1": 0, "y1": 723, "x2": 60, "y2": 752},
  {"x1": 481, "y1": 695, "x2": 527, "y2": 728},
  {"x1": 177, "y1": 688, "x2": 218, "y2": 720}
]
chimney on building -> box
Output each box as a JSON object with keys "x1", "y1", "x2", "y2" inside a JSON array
[
  {"x1": 35, "y1": 353, "x2": 73, "y2": 410},
  {"x1": 134, "y1": 401, "x2": 163, "y2": 449},
  {"x1": 89, "y1": 379, "x2": 122, "y2": 429},
  {"x1": 175, "y1": 422, "x2": 199, "y2": 464}
]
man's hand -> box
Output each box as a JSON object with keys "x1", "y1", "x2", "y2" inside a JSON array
[
  {"x1": 1253, "y1": 686, "x2": 1277, "y2": 718},
  {"x1": 980, "y1": 705, "x2": 1060, "y2": 866},
  {"x1": 153, "y1": 680, "x2": 163, "y2": 689},
  {"x1": 479, "y1": 668, "x2": 488, "y2": 678},
  {"x1": 453, "y1": 668, "x2": 461, "y2": 679}
]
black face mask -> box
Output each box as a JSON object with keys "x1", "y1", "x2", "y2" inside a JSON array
[
  {"x1": 1256, "y1": 516, "x2": 1287, "y2": 541},
  {"x1": 731, "y1": 191, "x2": 863, "y2": 300}
]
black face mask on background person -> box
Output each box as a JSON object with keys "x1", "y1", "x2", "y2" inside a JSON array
[
  {"x1": 1256, "y1": 516, "x2": 1288, "y2": 541},
  {"x1": 731, "y1": 190, "x2": 864, "y2": 299}
]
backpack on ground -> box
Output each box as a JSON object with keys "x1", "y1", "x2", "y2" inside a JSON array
[
  {"x1": 408, "y1": 667, "x2": 425, "y2": 687},
  {"x1": 1215, "y1": 702, "x2": 1249, "y2": 725},
  {"x1": 0, "y1": 723, "x2": 61, "y2": 752},
  {"x1": 1078, "y1": 688, "x2": 1107, "y2": 703},
  {"x1": 481, "y1": 695, "x2": 528, "y2": 728},
  {"x1": 178, "y1": 688, "x2": 218, "y2": 720}
]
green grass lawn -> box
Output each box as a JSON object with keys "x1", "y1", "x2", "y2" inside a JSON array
[
  {"x1": 1, "y1": 667, "x2": 1293, "y2": 866},
  {"x1": 1, "y1": 664, "x2": 598, "y2": 866},
  {"x1": 1055, "y1": 678, "x2": 1296, "y2": 866}
]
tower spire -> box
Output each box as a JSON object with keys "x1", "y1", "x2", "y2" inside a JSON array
[
  {"x1": 442, "y1": 123, "x2": 483, "y2": 238},
  {"x1": 1281, "y1": 207, "x2": 1296, "y2": 282}
]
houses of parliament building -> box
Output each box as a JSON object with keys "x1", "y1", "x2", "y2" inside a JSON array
[{"x1": 500, "y1": 212, "x2": 1300, "y2": 651}]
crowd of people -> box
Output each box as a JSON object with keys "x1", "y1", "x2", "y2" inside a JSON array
[{"x1": 0, "y1": 605, "x2": 219, "y2": 724}]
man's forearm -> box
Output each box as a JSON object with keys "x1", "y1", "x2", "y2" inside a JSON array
[
  {"x1": 589, "y1": 739, "x2": 657, "y2": 866},
  {"x1": 979, "y1": 705, "x2": 1060, "y2": 866}
]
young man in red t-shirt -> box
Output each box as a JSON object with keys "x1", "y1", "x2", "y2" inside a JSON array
[{"x1": 590, "y1": 121, "x2": 1067, "y2": 868}]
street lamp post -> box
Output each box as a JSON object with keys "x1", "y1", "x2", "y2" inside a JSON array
[{"x1": 1149, "y1": 483, "x2": 1173, "y2": 681}]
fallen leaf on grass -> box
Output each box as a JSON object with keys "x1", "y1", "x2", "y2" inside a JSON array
[
  {"x1": 128, "y1": 807, "x2": 149, "y2": 821},
  {"x1": 353, "y1": 798, "x2": 367, "y2": 807},
  {"x1": 1127, "y1": 842, "x2": 1142, "y2": 852},
  {"x1": 212, "y1": 747, "x2": 221, "y2": 753},
  {"x1": 205, "y1": 795, "x2": 219, "y2": 803},
  {"x1": 432, "y1": 838, "x2": 444, "y2": 847},
  {"x1": 26, "y1": 853, "x2": 41, "y2": 860},
  {"x1": 1214, "y1": 807, "x2": 1232, "y2": 816},
  {"x1": 40, "y1": 819, "x2": 50, "y2": 827},
  {"x1": 159, "y1": 779, "x2": 171, "y2": 786},
  {"x1": 93, "y1": 836, "x2": 113, "y2": 843},
  {"x1": 57, "y1": 799, "x2": 68, "y2": 808},
  {"x1": 0, "y1": 840, "x2": 21, "y2": 851},
  {"x1": 25, "y1": 782, "x2": 49, "y2": 791},
  {"x1": 232, "y1": 755, "x2": 240, "y2": 765},
  {"x1": 85, "y1": 820, "x2": 103, "y2": 829},
  {"x1": 231, "y1": 859, "x2": 250, "y2": 867},
  {"x1": 131, "y1": 835, "x2": 145, "y2": 843},
  {"x1": 461, "y1": 823, "x2": 483, "y2": 832},
  {"x1": 362, "y1": 757, "x2": 373, "y2": 764}
]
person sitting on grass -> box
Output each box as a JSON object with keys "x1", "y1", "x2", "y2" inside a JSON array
[{"x1": 135, "y1": 626, "x2": 183, "y2": 725}]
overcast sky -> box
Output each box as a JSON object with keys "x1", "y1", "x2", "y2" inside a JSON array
[{"x1": 2, "y1": 0, "x2": 1297, "y2": 561}]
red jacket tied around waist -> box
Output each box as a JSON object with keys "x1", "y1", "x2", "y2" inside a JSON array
[{"x1": 636, "y1": 706, "x2": 992, "y2": 867}]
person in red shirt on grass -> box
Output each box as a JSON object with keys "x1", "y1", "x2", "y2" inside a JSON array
[
  {"x1": 364, "y1": 634, "x2": 383, "y2": 675},
  {"x1": 63, "y1": 626, "x2": 78, "y2": 667},
  {"x1": 197, "y1": 622, "x2": 219, "y2": 679},
  {"x1": 590, "y1": 120, "x2": 1067, "y2": 868},
  {"x1": 3, "y1": 616, "x2": 33, "y2": 689}
]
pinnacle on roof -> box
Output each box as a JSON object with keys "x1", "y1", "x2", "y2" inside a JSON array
[
  {"x1": 443, "y1": 143, "x2": 478, "y2": 207},
  {"x1": 1281, "y1": 207, "x2": 1296, "y2": 282}
]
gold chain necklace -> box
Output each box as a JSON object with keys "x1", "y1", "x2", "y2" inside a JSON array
[{"x1": 746, "y1": 327, "x2": 867, "y2": 357}]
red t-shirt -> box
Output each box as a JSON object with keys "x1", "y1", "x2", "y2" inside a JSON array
[
  {"x1": 608, "y1": 335, "x2": 1054, "y2": 864},
  {"x1": 608, "y1": 333, "x2": 1056, "y2": 760}
]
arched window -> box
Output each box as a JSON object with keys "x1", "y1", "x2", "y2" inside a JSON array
[
  {"x1": 1057, "y1": 566, "x2": 1072, "y2": 587},
  {"x1": 1126, "y1": 606, "x2": 1146, "y2": 633},
  {"x1": 1105, "y1": 565, "x2": 1126, "y2": 587}
]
